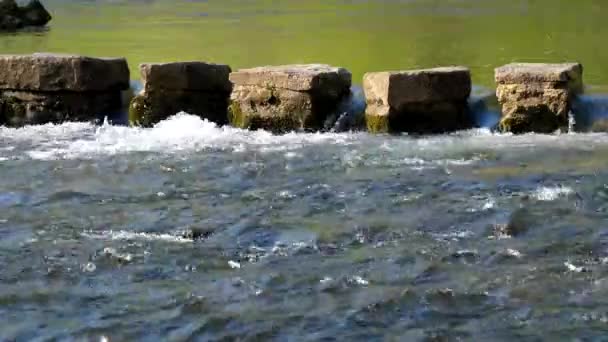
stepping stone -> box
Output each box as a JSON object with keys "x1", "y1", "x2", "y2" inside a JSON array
[
  {"x1": 495, "y1": 63, "x2": 583, "y2": 133},
  {"x1": 129, "y1": 62, "x2": 232, "y2": 126},
  {"x1": 228, "y1": 64, "x2": 352, "y2": 133},
  {"x1": 0, "y1": 53, "x2": 129, "y2": 126},
  {"x1": 363, "y1": 67, "x2": 472, "y2": 133}
]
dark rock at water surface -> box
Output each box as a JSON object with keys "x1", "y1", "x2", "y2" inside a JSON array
[
  {"x1": 0, "y1": 0, "x2": 51, "y2": 31},
  {"x1": 182, "y1": 227, "x2": 215, "y2": 241},
  {"x1": 491, "y1": 208, "x2": 534, "y2": 238}
]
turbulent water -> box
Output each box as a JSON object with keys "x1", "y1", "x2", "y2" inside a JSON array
[{"x1": 2, "y1": 113, "x2": 608, "y2": 339}]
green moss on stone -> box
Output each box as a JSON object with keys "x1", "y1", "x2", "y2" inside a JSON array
[
  {"x1": 248, "y1": 113, "x2": 301, "y2": 133},
  {"x1": 365, "y1": 114, "x2": 390, "y2": 133},
  {"x1": 228, "y1": 100, "x2": 248, "y2": 128},
  {"x1": 128, "y1": 94, "x2": 151, "y2": 127},
  {"x1": 499, "y1": 112, "x2": 564, "y2": 134}
]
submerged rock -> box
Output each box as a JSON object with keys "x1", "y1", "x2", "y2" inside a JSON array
[
  {"x1": 129, "y1": 62, "x2": 232, "y2": 126},
  {"x1": 0, "y1": 53, "x2": 129, "y2": 126},
  {"x1": 228, "y1": 64, "x2": 352, "y2": 133},
  {"x1": 363, "y1": 67, "x2": 472, "y2": 133},
  {"x1": 590, "y1": 118, "x2": 608, "y2": 133},
  {"x1": 0, "y1": 0, "x2": 51, "y2": 31},
  {"x1": 495, "y1": 63, "x2": 583, "y2": 133},
  {"x1": 182, "y1": 227, "x2": 215, "y2": 241},
  {"x1": 491, "y1": 208, "x2": 533, "y2": 238}
]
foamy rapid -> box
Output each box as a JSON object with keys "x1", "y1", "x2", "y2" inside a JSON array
[
  {"x1": 0, "y1": 113, "x2": 358, "y2": 160},
  {"x1": 532, "y1": 186, "x2": 574, "y2": 201},
  {"x1": 0, "y1": 113, "x2": 607, "y2": 161},
  {"x1": 82, "y1": 230, "x2": 193, "y2": 243}
]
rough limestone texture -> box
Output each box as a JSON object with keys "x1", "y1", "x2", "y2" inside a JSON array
[
  {"x1": 129, "y1": 62, "x2": 232, "y2": 127},
  {"x1": 0, "y1": 0, "x2": 51, "y2": 31},
  {"x1": 495, "y1": 63, "x2": 583, "y2": 133},
  {"x1": 363, "y1": 67, "x2": 472, "y2": 133},
  {"x1": 0, "y1": 54, "x2": 130, "y2": 126},
  {"x1": 228, "y1": 64, "x2": 352, "y2": 132}
]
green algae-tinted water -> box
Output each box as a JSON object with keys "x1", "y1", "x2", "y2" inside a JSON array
[{"x1": 1, "y1": 0, "x2": 608, "y2": 89}]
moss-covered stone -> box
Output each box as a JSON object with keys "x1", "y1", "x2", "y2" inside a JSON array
[
  {"x1": 128, "y1": 94, "x2": 151, "y2": 126},
  {"x1": 365, "y1": 114, "x2": 390, "y2": 133},
  {"x1": 227, "y1": 100, "x2": 248, "y2": 128},
  {"x1": 229, "y1": 99, "x2": 306, "y2": 133},
  {"x1": 498, "y1": 109, "x2": 565, "y2": 134},
  {"x1": 229, "y1": 84, "x2": 347, "y2": 133},
  {"x1": 495, "y1": 63, "x2": 582, "y2": 133}
]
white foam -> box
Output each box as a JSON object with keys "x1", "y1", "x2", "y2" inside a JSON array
[
  {"x1": 228, "y1": 260, "x2": 241, "y2": 269},
  {"x1": 82, "y1": 230, "x2": 192, "y2": 243},
  {"x1": 0, "y1": 113, "x2": 357, "y2": 160},
  {"x1": 565, "y1": 261, "x2": 586, "y2": 273},
  {"x1": 2, "y1": 113, "x2": 608, "y2": 161},
  {"x1": 349, "y1": 275, "x2": 370, "y2": 286},
  {"x1": 482, "y1": 199, "x2": 496, "y2": 210},
  {"x1": 532, "y1": 186, "x2": 574, "y2": 201}
]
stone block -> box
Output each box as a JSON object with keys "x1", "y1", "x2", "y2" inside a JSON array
[
  {"x1": 363, "y1": 67, "x2": 472, "y2": 133},
  {"x1": 140, "y1": 62, "x2": 232, "y2": 93},
  {"x1": 0, "y1": 90, "x2": 122, "y2": 126},
  {"x1": 228, "y1": 64, "x2": 352, "y2": 132},
  {"x1": 495, "y1": 63, "x2": 583, "y2": 133},
  {"x1": 0, "y1": 53, "x2": 130, "y2": 126},
  {"x1": 129, "y1": 62, "x2": 232, "y2": 126},
  {"x1": 0, "y1": 53, "x2": 130, "y2": 92}
]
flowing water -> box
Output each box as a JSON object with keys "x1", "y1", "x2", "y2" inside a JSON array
[{"x1": 3, "y1": 1, "x2": 608, "y2": 340}]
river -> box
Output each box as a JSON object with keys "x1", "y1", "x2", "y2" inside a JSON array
[{"x1": 2, "y1": 1, "x2": 608, "y2": 340}]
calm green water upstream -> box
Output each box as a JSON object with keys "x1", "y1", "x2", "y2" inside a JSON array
[
  {"x1": 2, "y1": 0, "x2": 608, "y2": 89},
  {"x1": 3, "y1": 1, "x2": 608, "y2": 341}
]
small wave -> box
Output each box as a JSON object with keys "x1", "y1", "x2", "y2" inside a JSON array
[
  {"x1": 82, "y1": 230, "x2": 192, "y2": 243},
  {"x1": 532, "y1": 186, "x2": 574, "y2": 201}
]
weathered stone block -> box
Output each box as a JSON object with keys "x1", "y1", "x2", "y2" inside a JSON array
[
  {"x1": 0, "y1": 90, "x2": 121, "y2": 127},
  {"x1": 495, "y1": 63, "x2": 583, "y2": 92},
  {"x1": 363, "y1": 67, "x2": 472, "y2": 134},
  {"x1": 0, "y1": 53, "x2": 130, "y2": 126},
  {"x1": 228, "y1": 64, "x2": 352, "y2": 132},
  {"x1": 0, "y1": 53, "x2": 130, "y2": 92},
  {"x1": 494, "y1": 63, "x2": 583, "y2": 133},
  {"x1": 140, "y1": 62, "x2": 232, "y2": 93},
  {"x1": 129, "y1": 62, "x2": 232, "y2": 126}
]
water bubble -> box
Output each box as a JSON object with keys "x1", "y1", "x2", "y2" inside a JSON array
[
  {"x1": 228, "y1": 260, "x2": 241, "y2": 269},
  {"x1": 320, "y1": 276, "x2": 334, "y2": 284},
  {"x1": 349, "y1": 276, "x2": 370, "y2": 286},
  {"x1": 565, "y1": 261, "x2": 588, "y2": 273},
  {"x1": 83, "y1": 262, "x2": 97, "y2": 273}
]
